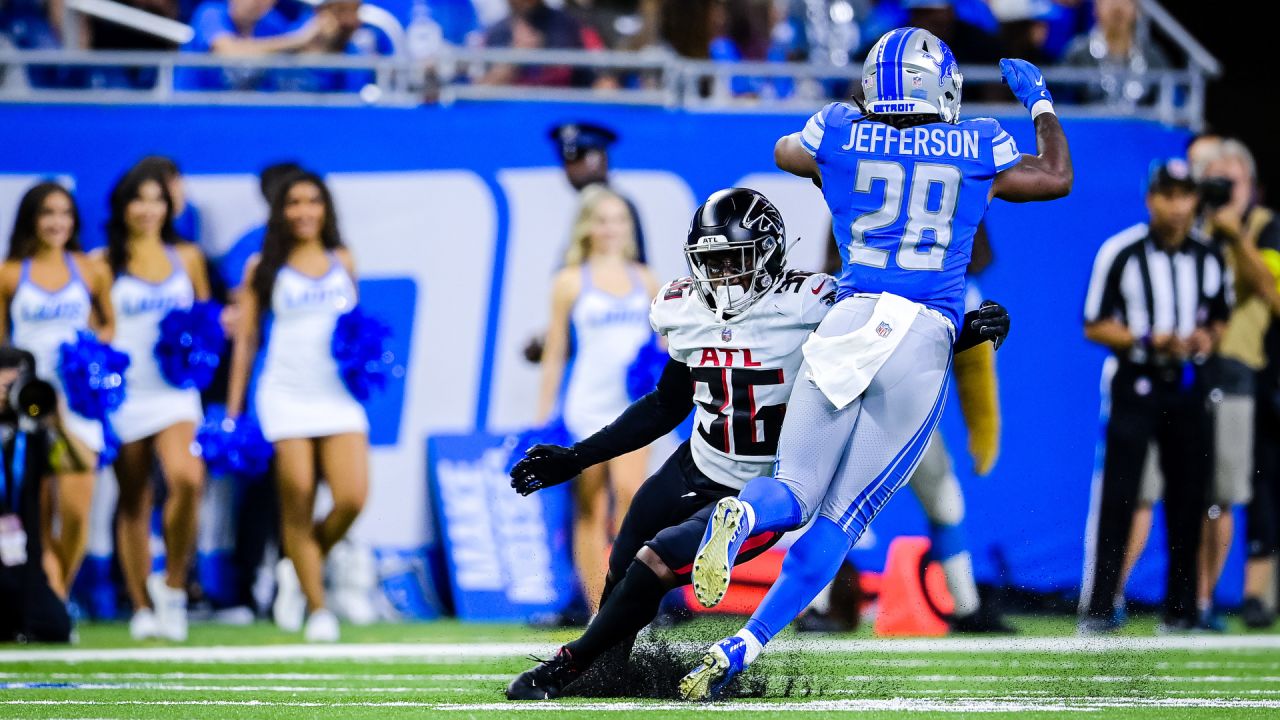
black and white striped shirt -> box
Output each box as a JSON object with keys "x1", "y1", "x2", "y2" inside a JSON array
[{"x1": 1084, "y1": 223, "x2": 1230, "y2": 364}]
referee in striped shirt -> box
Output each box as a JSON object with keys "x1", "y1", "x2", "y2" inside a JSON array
[{"x1": 1080, "y1": 159, "x2": 1230, "y2": 634}]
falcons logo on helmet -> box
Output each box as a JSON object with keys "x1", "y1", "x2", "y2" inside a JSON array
[{"x1": 740, "y1": 196, "x2": 780, "y2": 235}]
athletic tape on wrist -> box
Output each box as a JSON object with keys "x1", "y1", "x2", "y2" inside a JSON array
[{"x1": 1030, "y1": 99, "x2": 1056, "y2": 119}]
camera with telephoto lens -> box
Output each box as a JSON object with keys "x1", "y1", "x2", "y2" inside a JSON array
[
  {"x1": 0, "y1": 347, "x2": 58, "y2": 424},
  {"x1": 1200, "y1": 177, "x2": 1234, "y2": 210}
]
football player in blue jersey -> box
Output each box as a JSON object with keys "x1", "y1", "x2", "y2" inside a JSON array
[{"x1": 679, "y1": 27, "x2": 1072, "y2": 700}]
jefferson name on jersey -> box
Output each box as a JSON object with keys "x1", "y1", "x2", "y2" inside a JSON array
[
  {"x1": 842, "y1": 123, "x2": 982, "y2": 160},
  {"x1": 651, "y1": 270, "x2": 836, "y2": 489}
]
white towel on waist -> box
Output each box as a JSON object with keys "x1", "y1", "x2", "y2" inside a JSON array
[{"x1": 801, "y1": 292, "x2": 922, "y2": 410}]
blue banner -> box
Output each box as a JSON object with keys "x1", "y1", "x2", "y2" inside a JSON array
[
  {"x1": 426, "y1": 433, "x2": 576, "y2": 620},
  {"x1": 0, "y1": 101, "x2": 1211, "y2": 608}
]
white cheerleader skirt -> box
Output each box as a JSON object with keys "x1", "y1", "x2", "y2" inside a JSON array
[
  {"x1": 255, "y1": 383, "x2": 368, "y2": 443},
  {"x1": 60, "y1": 403, "x2": 105, "y2": 455},
  {"x1": 112, "y1": 386, "x2": 204, "y2": 445},
  {"x1": 49, "y1": 375, "x2": 105, "y2": 455}
]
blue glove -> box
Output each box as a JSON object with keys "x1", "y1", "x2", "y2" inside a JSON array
[{"x1": 1000, "y1": 58, "x2": 1052, "y2": 114}]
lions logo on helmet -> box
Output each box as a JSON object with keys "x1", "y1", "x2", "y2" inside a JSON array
[
  {"x1": 862, "y1": 27, "x2": 963, "y2": 123},
  {"x1": 685, "y1": 188, "x2": 788, "y2": 322}
]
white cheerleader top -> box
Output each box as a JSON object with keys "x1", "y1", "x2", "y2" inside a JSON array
[
  {"x1": 9, "y1": 254, "x2": 93, "y2": 385},
  {"x1": 111, "y1": 247, "x2": 196, "y2": 394},
  {"x1": 258, "y1": 253, "x2": 357, "y2": 397},
  {"x1": 561, "y1": 264, "x2": 652, "y2": 438}
]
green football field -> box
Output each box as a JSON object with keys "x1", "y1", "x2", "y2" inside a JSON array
[{"x1": 3, "y1": 616, "x2": 1280, "y2": 719}]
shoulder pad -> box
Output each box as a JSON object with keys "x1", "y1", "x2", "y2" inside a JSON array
[
  {"x1": 661, "y1": 277, "x2": 694, "y2": 301},
  {"x1": 828, "y1": 101, "x2": 861, "y2": 123},
  {"x1": 651, "y1": 276, "x2": 697, "y2": 335},
  {"x1": 964, "y1": 116, "x2": 1003, "y2": 133},
  {"x1": 772, "y1": 269, "x2": 818, "y2": 295}
]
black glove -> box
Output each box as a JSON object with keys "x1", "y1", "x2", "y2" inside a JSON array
[
  {"x1": 510, "y1": 443, "x2": 583, "y2": 496},
  {"x1": 956, "y1": 300, "x2": 1010, "y2": 352}
]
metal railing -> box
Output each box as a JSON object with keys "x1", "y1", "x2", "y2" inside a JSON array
[
  {"x1": 0, "y1": 46, "x2": 1210, "y2": 127},
  {"x1": 1139, "y1": 0, "x2": 1221, "y2": 78},
  {"x1": 65, "y1": 0, "x2": 193, "y2": 45},
  {"x1": 2, "y1": 0, "x2": 1219, "y2": 127}
]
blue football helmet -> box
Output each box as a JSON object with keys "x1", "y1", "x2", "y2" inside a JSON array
[{"x1": 861, "y1": 27, "x2": 963, "y2": 123}]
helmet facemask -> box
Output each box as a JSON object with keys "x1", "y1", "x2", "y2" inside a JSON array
[{"x1": 686, "y1": 236, "x2": 780, "y2": 321}]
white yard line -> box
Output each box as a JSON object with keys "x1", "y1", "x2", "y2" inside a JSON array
[
  {"x1": 4, "y1": 674, "x2": 1278, "y2": 692},
  {"x1": 7, "y1": 697, "x2": 1280, "y2": 712},
  {"x1": 0, "y1": 672, "x2": 508, "y2": 682},
  {"x1": 6, "y1": 635, "x2": 1280, "y2": 664},
  {"x1": 8, "y1": 660, "x2": 1279, "y2": 675},
  {"x1": 839, "y1": 674, "x2": 1280, "y2": 684},
  {"x1": 0, "y1": 683, "x2": 473, "y2": 693}
]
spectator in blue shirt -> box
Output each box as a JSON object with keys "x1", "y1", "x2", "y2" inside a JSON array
[
  {"x1": 176, "y1": 0, "x2": 326, "y2": 91},
  {"x1": 1, "y1": 0, "x2": 77, "y2": 88},
  {"x1": 275, "y1": 0, "x2": 394, "y2": 93}
]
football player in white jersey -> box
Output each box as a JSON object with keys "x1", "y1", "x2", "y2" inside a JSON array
[{"x1": 504, "y1": 188, "x2": 1010, "y2": 700}]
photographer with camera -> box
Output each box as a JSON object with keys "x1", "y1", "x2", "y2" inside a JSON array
[
  {"x1": 1194, "y1": 139, "x2": 1280, "y2": 629},
  {"x1": 0, "y1": 347, "x2": 87, "y2": 644}
]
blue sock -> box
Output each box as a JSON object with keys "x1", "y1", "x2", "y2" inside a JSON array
[
  {"x1": 744, "y1": 516, "x2": 853, "y2": 645},
  {"x1": 928, "y1": 521, "x2": 969, "y2": 562},
  {"x1": 738, "y1": 476, "x2": 804, "y2": 534}
]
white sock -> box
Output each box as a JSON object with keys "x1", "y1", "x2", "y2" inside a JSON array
[
  {"x1": 942, "y1": 553, "x2": 980, "y2": 618},
  {"x1": 734, "y1": 629, "x2": 764, "y2": 666},
  {"x1": 808, "y1": 580, "x2": 835, "y2": 615}
]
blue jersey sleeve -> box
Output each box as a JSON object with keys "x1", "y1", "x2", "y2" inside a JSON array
[
  {"x1": 987, "y1": 119, "x2": 1022, "y2": 174},
  {"x1": 799, "y1": 102, "x2": 844, "y2": 158}
]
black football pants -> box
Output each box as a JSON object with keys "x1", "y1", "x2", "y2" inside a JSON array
[{"x1": 1084, "y1": 363, "x2": 1212, "y2": 624}]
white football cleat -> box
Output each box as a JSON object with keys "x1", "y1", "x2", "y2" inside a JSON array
[
  {"x1": 328, "y1": 539, "x2": 378, "y2": 626},
  {"x1": 273, "y1": 558, "x2": 306, "y2": 633},
  {"x1": 147, "y1": 574, "x2": 189, "y2": 642},
  {"x1": 679, "y1": 635, "x2": 749, "y2": 701},
  {"x1": 304, "y1": 608, "x2": 340, "y2": 643},
  {"x1": 129, "y1": 607, "x2": 159, "y2": 641},
  {"x1": 692, "y1": 497, "x2": 750, "y2": 608}
]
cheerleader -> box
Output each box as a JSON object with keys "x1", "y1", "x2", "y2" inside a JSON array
[
  {"x1": 226, "y1": 171, "x2": 367, "y2": 643},
  {"x1": 0, "y1": 182, "x2": 115, "y2": 600},
  {"x1": 100, "y1": 166, "x2": 212, "y2": 641},
  {"x1": 538, "y1": 185, "x2": 658, "y2": 615}
]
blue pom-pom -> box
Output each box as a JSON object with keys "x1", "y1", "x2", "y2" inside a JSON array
[
  {"x1": 58, "y1": 331, "x2": 129, "y2": 469},
  {"x1": 331, "y1": 307, "x2": 400, "y2": 402},
  {"x1": 155, "y1": 302, "x2": 225, "y2": 391},
  {"x1": 58, "y1": 331, "x2": 130, "y2": 420},
  {"x1": 626, "y1": 336, "x2": 667, "y2": 402},
  {"x1": 196, "y1": 407, "x2": 273, "y2": 478},
  {"x1": 504, "y1": 418, "x2": 573, "y2": 474}
]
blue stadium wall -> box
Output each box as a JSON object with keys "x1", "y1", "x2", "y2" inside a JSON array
[{"x1": 0, "y1": 102, "x2": 1213, "y2": 612}]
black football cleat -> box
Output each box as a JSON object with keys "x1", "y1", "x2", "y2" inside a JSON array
[
  {"x1": 795, "y1": 609, "x2": 852, "y2": 633},
  {"x1": 950, "y1": 606, "x2": 1017, "y2": 634},
  {"x1": 505, "y1": 646, "x2": 583, "y2": 700},
  {"x1": 1242, "y1": 598, "x2": 1276, "y2": 630}
]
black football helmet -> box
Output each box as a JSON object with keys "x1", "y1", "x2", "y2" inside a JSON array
[{"x1": 685, "y1": 188, "x2": 787, "y2": 320}]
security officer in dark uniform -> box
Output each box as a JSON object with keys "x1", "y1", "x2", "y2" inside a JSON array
[
  {"x1": 1079, "y1": 159, "x2": 1230, "y2": 634},
  {"x1": 550, "y1": 122, "x2": 648, "y2": 262}
]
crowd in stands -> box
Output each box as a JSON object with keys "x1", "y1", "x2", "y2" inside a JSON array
[{"x1": 2, "y1": 0, "x2": 1180, "y2": 100}]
